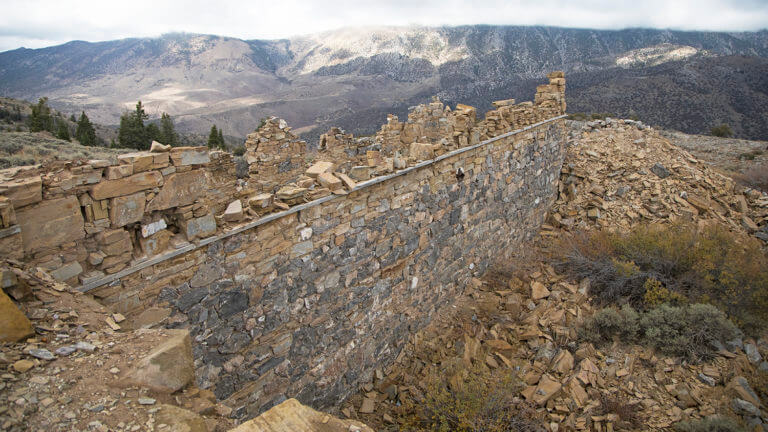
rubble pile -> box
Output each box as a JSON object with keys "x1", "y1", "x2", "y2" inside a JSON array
[
  {"x1": 0, "y1": 260, "x2": 235, "y2": 431},
  {"x1": 547, "y1": 119, "x2": 768, "y2": 243},
  {"x1": 348, "y1": 265, "x2": 767, "y2": 431}
]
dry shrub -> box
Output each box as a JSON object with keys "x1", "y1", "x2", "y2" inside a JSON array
[
  {"x1": 598, "y1": 392, "x2": 643, "y2": 429},
  {"x1": 556, "y1": 222, "x2": 768, "y2": 336},
  {"x1": 735, "y1": 162, "x2": 768, "y2": 192},
  {"x1": 405, "y1": 361, "x2": 543, "y2": 432},
  {"x1": 673, "y1": 416, "x2": 745, "y2": 432}
]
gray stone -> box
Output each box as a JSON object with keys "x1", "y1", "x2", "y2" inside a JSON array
[
  {"x1": 650, "y1": 162, "x2": 671, "y2": 179},
  {"x1": 732, "y1": 398, "x2": 760, "y2": 417},
  {"x1": 745, "y1": 343, "x2": 762, "y2": 364},
  {"x1": 74, "y1": 341, "x2": 96, "y2": 352},
  {"x1": 138, "y1": 397, "x2": 156, "y2": 405},
  {"x1": 55, "y1": 346, "x2": 77, "y2": 356},
  {"x1": 725, "y1": 338, "x2": 743, "y2": 352},
  {"x1": 29, "y1": 348, "x2": 55, "y2": 360},
  {"x1": 50, "y1": 261, "x2": 83, "y2": 282},
  {"x1": 181, "y1": 213, "x2": 217, "y2": 241},
  {"x1": 697, "y1": 373, "x2": 716, "y2": 387}
]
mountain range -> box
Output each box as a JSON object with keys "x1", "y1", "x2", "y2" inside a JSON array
[{"x1": 1, "y1": 25, "x2": 767, "y2": 142}]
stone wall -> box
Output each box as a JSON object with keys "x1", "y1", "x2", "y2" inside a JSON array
[{"x1": 0, "y1": 73, "x2": 567, "y2": 419}]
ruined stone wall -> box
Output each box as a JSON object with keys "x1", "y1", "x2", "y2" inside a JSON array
[
  {"x1": 85, "y1": 116, "x2": 565, "y2": 418},
  {"x1": 0, "y1": 72, "x2": 567, "y2": 419}
]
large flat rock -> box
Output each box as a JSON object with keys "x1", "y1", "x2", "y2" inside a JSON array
[
  {"x1": 146, "y1": 170, "x2": 207, "y2": 212},
  {"x1": 91, "y1": 171, "x2": 163, "y2": 200},
  {"x1": 17, "y1": 195, "x2": 85, "y2": 253},
  {"x1": 229, "y1": 398, "x2": 373, "y2": 432}
]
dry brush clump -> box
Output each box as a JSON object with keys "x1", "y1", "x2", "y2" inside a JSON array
[
  {"x1": 673, "y1": 416, "x2": 746, "y2": 432},
  {"x1": 555, "y1": 222, "x2": 768, "y2": 337},
  {"x1": 403, "y1": 361, "x2": 544, "y2": 432},
  {"x1": 735, "y1": 161, "x2": 768, "y2": 193}
]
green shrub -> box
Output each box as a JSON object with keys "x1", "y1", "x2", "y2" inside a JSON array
[
  {"x1": 580, "y1": 305, "x2": 639, "y2": 344},
  {"x1": 673, "y1": 416, "x2": 745, "y2": 432},
  {"x1": 639, "y1": 304, "x2": 739, "y2": 361},
  {"x1": 405, "y1": 362, "x2": 542, "y2": 432},
  {"x1": 233, "y1": 146, "x2": 246, "y2": 156},
  {"x1": 581, "y1": 303, "x2": 739, "y2": 361},
  {"x1": 710, "y1": 124, "x2": 734, "y2": 138},
  {"x1": 557, "y1": 223, "x2": 768, "y2": 336}
]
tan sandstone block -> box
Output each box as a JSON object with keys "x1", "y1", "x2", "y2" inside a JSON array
[
  {"x1": 17, "y1": 196, "x2": 85, "y2": 253},
  {"x1": 0, "y1": 176, "x2": 42, "y2": 208},
  {"x1": 110, "y1": 192, "x2": 145, "y2": 227},
  {"x1": 91, "y1": 171, "x2": 163, "y2": 200},
  {"x1": 0, "y1": 289, "x2": 33, "y2": 342},
  {"x1": 146, "y1": 170, "x2": 207, "y2": 212},
  {"x1": 118, "y1": 152, "x2": 154, "y2": 173}
]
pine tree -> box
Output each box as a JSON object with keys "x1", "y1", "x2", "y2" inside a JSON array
[
  {"x1": 146, "y1": 123, "x2": 161, "y2": 143},
  {"x1": 207, "y1": 125, "x2": 219, "y2": 148},
  {"x1": 56, "y1": 120, "x2": 70, "y2": 141},
  {"x1": 29, "y1": 98, "x2": 53, "y2": 132},
  {"x1": 69, "y1": 114, "x2": 76, "y2": 122},
  {"x1": 75, "y1": 111, "x2": 97, "y2": 146},
  {"x1": 217, "y1": 128, "x2": 224, "y2": 149},
  {"x1": 117, "y1": 101, "x2": 150, "y2": 150},
  {"x1": 160, "y1": 113, "x2": 179, "y2": 146}
]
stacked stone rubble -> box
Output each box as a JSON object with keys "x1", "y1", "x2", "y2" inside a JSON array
[
  {"x1": 244, "y1": 117, "x2": 308, "y2": 192},
  {"x1": 0, "y1": 144, "x2": 235, "y2": 286}
]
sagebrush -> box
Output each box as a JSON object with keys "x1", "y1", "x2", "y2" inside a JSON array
[{"x1": 556, "y1": 223, "x2": 768, "y2": 335}]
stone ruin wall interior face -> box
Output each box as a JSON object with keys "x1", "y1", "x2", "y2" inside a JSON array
[
  {"x1": 110, "y1": 118, "x2": 565, "y2": 418},
  {"x1": 0, "y1": 72, "x2": 567, "y2": 419}
]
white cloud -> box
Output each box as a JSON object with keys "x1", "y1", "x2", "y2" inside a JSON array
[{"x1": 0, "y1": 0, "x2": 766, "y2": 52}]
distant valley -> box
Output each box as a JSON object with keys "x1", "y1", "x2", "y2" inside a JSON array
[{"x1": 1, "y1": 25, "x2": 767, "y2": 143}]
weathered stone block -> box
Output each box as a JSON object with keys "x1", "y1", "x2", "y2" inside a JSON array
[
  {"x1": 110, "y1": 192, "x2": 146, "y2": 227},
  {"x1": 126, "y1": 329, "x2": 195, "y2": 393},
  {"x1": 0, "y1": 289, "x2": 33, "y2": 342},
  {"x1": 118, "y1": 152, "x2": 154, "y2": 173},
  {"x1": 0, "y1": 176, "x2": 42, "y2": 208},
  {"x1": 231, "y1": 398, "x2": 374, "y2": 432},
  {"x1": 181, "y1": 213, "x2": 216, "y2": 241},
  {"x1": 50, "y1": 261, "x2": 83, "y2": 282},
  {"x1": 17, "y1": 196, "x2": 85, "y2": 253},
  {"x1": 306, "y1": 161, "x2": 335, "y2": 178},
  {"x1": 170, "y1": 147, "x2": 210, "y2": 166},
  {"x1": 140, "y1": 229, "x2": 172, "y2": 256},
  {"x1": 91, "y1": 171, "x2": 163, "y2": 200},
  {"x1": 317, "y1": 172, "x2": 342, "y2": 190},
  {"x1": 223, "y1": 200, "x2": 244, "y2": 222},
  {"x1": 105, "y1": 164, "x2": 134, "y2": 180},
  {"x1": 146, "y1": 170, "x2": 207, "y2": 212}
]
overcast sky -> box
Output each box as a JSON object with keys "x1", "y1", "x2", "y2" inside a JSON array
[{"x1": 1, "y1": 0, "x2": 767, "y2": 52}]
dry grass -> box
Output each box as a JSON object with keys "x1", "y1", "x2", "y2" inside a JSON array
[
  {"x1": 734, "y1": 161, "x2": 768, "y2": 192},
  {"x1": 0, "y1": 132, "x2": 127, "y2": 169},
  {"x1": 403, "y1": 361, "x2": 543, "y2": 432}
]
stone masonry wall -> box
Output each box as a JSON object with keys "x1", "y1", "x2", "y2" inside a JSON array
[
  {"x1": 0, "y1": 73, "x2": 567, "y2": 420},
  {"x1": 96, "y1": 116, "x2": 565, "y2": 419}
]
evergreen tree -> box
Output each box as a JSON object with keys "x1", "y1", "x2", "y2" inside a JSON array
[
  {"x1": 159, "y1": 113, "x2": 179, "y2": 146},
  {"x1": 56, "y1": 120, "x2": 70, "y2": 141},
  {"x1": 207, "y1": 125, "x2": 219, "y2": 148},
  {"x1": 29, "y1": 98, "x2": 53, "y2": 132},
  {"x1": 69, "y1": 113, "x2": 76, "y2": 122},
  {"x1": 117, "y1": 101, "x2": 150, "y2": 150},
  {"x1": 146, "y1": 123, "x2": 161, "y2": 143},
  {"x1": 218, "y1": 128, "x2": 224, "y2": 149},
  {"x1": 75, "y1": 111, "x2": 97, "y2": 146}
]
